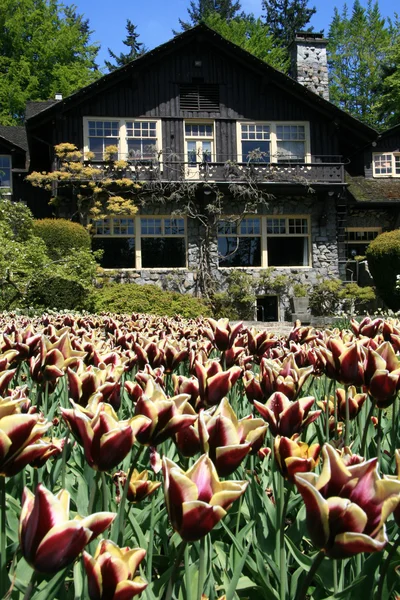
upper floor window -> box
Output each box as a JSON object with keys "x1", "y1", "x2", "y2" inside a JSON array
[
  {"x1": 0, "y1": 156, "x2": 12, "y2": 191},
  {"x1": 237, "y1": 122, "x2": 310, "y2": 163},
  {"x1": 218, "y1": 215, "x2": 310, "y2": 268},
  {"x1": 84, "y1": 118, "x2": 161, "y2": 161},
  {"x1": 373, "y1": 153, "x2": 400, "y2": 177}
]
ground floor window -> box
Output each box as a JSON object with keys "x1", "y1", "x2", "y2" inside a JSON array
[
  {"x1": 345, "y1": 228, "x2": 381, "y2": 258},
  {"x1": 218, "y1": 215, "x2": 310, "y2": 268},
  {"x1": 0, "y1": 155, "x2": 12, "y2": 191},
  {"x1": 92, "y1": 216, "x2": 186, "y2": 269}
]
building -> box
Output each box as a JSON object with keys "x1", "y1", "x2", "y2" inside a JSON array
[{"x1": 3, "y1": 25, "x2": 399, "y2": 319}]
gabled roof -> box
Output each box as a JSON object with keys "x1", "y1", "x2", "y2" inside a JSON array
[
  {"x1": 25, "y1": 100, "x2": 59, "y2": 120},
  {"x1": 347, "y1": 174, "x2": 400, "y2": 203},
  {"x1": 0, "y1": 125, "x2": 28, "y2": 152},
  {"x1": 25, "y1": 23, "x2": 377, "y2": 143},
  {"x1": 378, "y1": 123, "x2": 400, "y2": 139}
]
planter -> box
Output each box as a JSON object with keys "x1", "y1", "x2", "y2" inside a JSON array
[{"x1": 291, "y1": 296, "x2": 310, "y2": 314}]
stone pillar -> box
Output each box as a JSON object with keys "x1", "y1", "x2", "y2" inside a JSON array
[{"x1": 289, "y1": 32, "x2": 329, "y2": 101}]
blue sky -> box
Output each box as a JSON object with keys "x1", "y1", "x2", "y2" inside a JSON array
[{"x1": 72, "y1": 0, "x2": 397, "y2": 69}]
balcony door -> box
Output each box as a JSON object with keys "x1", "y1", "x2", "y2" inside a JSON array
[{"x1": 184, "y1": 122, "x2": 214, "y2": 179}]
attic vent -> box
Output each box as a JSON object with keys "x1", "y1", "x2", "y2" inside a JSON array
[{"x1": 180, "y1": 84, "x2": 220, "y2": 111}]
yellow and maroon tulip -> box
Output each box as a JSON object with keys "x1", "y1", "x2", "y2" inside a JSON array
[
  {"x1": 162, "y1": 454, "x2": 248, "y2": 541},
  {"x1": 19, "y1": 484, "x2": 116, "y2": 573},
  {"x1": 134, "y1": 379, "x2": 197, "y2": 446},
  {"x1": 294, "y1": 444, "x2": 400, "y2": 558},
  {"x1": 115, "y1": 468, "x2": 161, "y2": 503},
  {"x1": 83, "y1": 540, "x2": 147, "y2": 600},
  {"x1": 0, "y1": 410, "x2": 52, "y2": 476},
  {"x1": 364, "y1": 342, "x2": 400, "y2": 408},
  {"x1": 274, "y1": 435, "x2": 320, "y2": 482},
  {"x1": 335, "y1": 386, "x2": 367, "y2": 420},
  {"x1": 61, "y1": 401, "x2": 151, "y2": 471},
  {"x1": 384, "y1": 449, "x2": 400, "y2": 526},
  {"x1": 195, "y1": 360, "x2": 241, "y2": 408},
  {"x1": 203, "y1": 318, "x2": 243, "y2": 352},
  {"x1": 254, "y1": 392, "x2": 321, "y2": 437}
]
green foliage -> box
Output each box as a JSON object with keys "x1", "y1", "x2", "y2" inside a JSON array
[
  {"x1": 178, "y1": 0, "x2": 242, "y2": 30},
  {"x1": 327, "y1": 0, "x2": 398, "y2": 128},
  {"x1": 105, "y1": 19, "x2": 147, "y2": 72},
  {"x1": 366, "y1": 229, "x2": 400, "y2": 310},
  {"x1": 33, "y1": 219, "x2": 91, "y2": 260},
  {"x1": 262, "y1": 0, "x2": 316, "y2": 48},
  {"x1": 205, "y1": 13, "x2": 289, "y2": 71},
  {"x1": 0, "y1": 0, "x2": 99, "y2": 125},
  {"x1": 26, "y1": 275, "x2": 87, "y2": 311},
  {"x1": 93, "y1": 282, "x2": 211, "y2": 318},
  {"x1": 309, "y1": 277, "x2": 376, "y2": 316},
  {"x1": 258, "y1": 268, "x2": 290, "y2": 294},
  {"x1": 212, "y1": 271, "x2": 256, "y2": 320},
  {"x1": 0, "y1": 197, "x2": 34, "y2": 241},
  {"x1": 376, "y1": 18, "x2": 400, "y2": 128}
]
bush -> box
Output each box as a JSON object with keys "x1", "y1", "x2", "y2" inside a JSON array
[
  {"x1": 26, "y1": 275, "x2": 87, "y2": 311},
  {"x1": 309, "y1": 278, "x2": 376, "y2": 316},
  {"x1": 366, "y1": 230, "x2": 400, "y2": 310},
  {"x1": 33, "y1": 219, "x2": 91, "y2": 260},
  {"x1": 212, "y1": 271, "x2": 256, "y2": 320},
  {"x1": 92, "y1": 283, "x2": 210, "y2": 318}
]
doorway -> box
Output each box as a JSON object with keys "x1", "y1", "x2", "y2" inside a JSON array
[{"x1": 256, "y1": 296, "x2": 278, "y2": 322}]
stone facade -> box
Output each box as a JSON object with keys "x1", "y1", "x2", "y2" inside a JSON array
[{"x1": 289, "y1": 33, "x2": 330, "y2": 101}]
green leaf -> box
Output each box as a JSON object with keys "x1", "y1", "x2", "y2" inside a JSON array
[
  {"x1": 226, "y1": 541, "x2": 251, "y2": 600},
  {"x1": 321, "y1": 575, "x2": 366, "y2": 599},
  {"x1": 33, "y1": 568, "x2": 69, "y2": 600}
]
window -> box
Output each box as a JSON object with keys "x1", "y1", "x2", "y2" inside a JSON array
[
  {"x1": 373, "y1": 153, "x2": 400, "y2": 177},
  {"x1": 184, "y1": 121, "x2": 214, "y2": 178},
  {"x1": 218, "y1": 215, "x2": 310, "y2": 268},
  {"x1": 84, "y1": 118, "x2": 161, "y2": 161},
  {"x1": 92, "y1": 216, "x2": 186, "y2": 269},
  {"x1": 237, "y1": 122, "x2": 310, "y2": 163},
  {"x1": 345, "y1": 228, "x2": 381, "y2": 258},
  {"x1": 218, "y1": 217, "x2": 261, "y2": 267},
  {"x1": 0, "y1": 156, "x2": 12, "y2": 191}
]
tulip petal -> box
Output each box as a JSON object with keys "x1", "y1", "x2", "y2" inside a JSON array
[
  {"x1": 330, "y1": 529, "x2": 387, "y2": 559},
  {"x1": 114, "y1": 578, "x2": 148, "y2": 600},
  {"x1": 294, "y1": 474, "x2": 330, "y2": 550},
  {"x1": 98, "y1": 427, "x2": 134, "y2": 471},
  {"x1": 34, "y1": 521, "x2": 93, "y2": 573},
  {"x1": 215, "y1": 443, "x2": 251, "y2": 476},
  {"x1": 79, "y1": 512, "x2": 116, "y2": 541},
  {"x1": 180, "y1": 501, "x2": 226, "y2": 541},
  {"x1": 83, "y1": 551, "x2": 103, "y2": 600}
]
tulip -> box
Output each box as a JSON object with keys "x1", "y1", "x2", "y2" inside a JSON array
[
  {"x1": 61, "y1": 401, "x2": 151, "y2": 471},
  {"x1": 335, "y1": 387, "x2": 367, "y2": 420},
  {"x1": 198, "y1": 398, "x2": 268, "y2": 476},
  {"x1": 114, "y1": 469, "x2": 161, "y2": 503},
  {"x1": 274, "y1": 435, "x2": 320, "y2": 483},
  {"x1": 247, "y1": 328, "x2": 281, "y2": 362},
  {"x1": 203, "y1": 318, "x2": 243, "y2": 352},
  {"x1": 83, "y1": 540, "x2": 147, "y2": 600},
  {"x1": 162, "y1": 454, "x2": 248, "y2": 541},
  {"x1": 0, "y1": 411, "x2": 52, "y2": 476},
  {"x1": 294, "y1": 444, "x2": 400, "y2": 558},
  {"x1": 254, "y1": 392, "x2": 321, "y2": 438},
  {"x1": 195, "y1": 360, "x2": 241, "y2": 408},
  {"x1": 364, "y1": 342, "x2": 400, "y2": 408},
  {"x1": 134, "y1": 379, "x2": 197, "y2": 446},
  {"x1": 67, "y1": 362, "x2": 124, "y2": 409},
  {"x1": 384, "y1": 449, "x2": 400, "y2": 526},
  {"x1": 19, "y1": 484, "x2": 116, "y2": 573}
]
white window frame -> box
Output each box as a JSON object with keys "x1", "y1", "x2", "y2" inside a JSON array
[
  {"x1": 0, "y1": 155, "x2": 12, "y2": 193},
  {"x1": 218, "y1": 215, "x2": 311, "y2": 268},
  {"x1": 83, "y1": 118, "x2": 162, "y2": 163},
  {"x1": 93, "y1": 215, "x2": 187, "y2": 270},
  {"x1": 184, "y1": 120, "x2": 215, "y2": 179},
  {"x1": 236, "y1": 122, "x2": 311, "y2": 164},
  {"x1": 345, "y1": 227, "x2": 381, "y2": 258},
  {"x1": 372, "y1": 152, "x2": 400, "y2": 177}
]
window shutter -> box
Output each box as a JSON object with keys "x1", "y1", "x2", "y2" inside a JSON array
[{"x1": 180, "y1": 84, "x2": 220, "y2": 111}]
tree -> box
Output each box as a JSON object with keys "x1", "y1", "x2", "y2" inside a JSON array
[
  {"x1": 105, "y1": 19, "x2": 147, "y2": 72},
  {"x1": 178, "y1": 0, "x2": 242, "y2": 31},
  {"x1": 376, "y1": 19, "x2": 400, "y2": 128},
  {"x1": 327, "y1": 1, "x2": 397, "y2": 128},
  {"x1": 262, "y1": 0, "x2": 316, "y2": 47},
  {"x1": 0, "y1": 0, "x2": 100, "y2": 125},
  {"x1": 205, "y1": 13, "x2": 289, "y2": 72}
]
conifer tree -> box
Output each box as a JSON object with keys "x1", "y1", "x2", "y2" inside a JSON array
[
  {"x1": 262, "y1": 0, "x2": 316, "y2": 47},
  {"x1": 178, "y1": 0, "x2": 242, "y2": 31},
  {"x1": 105, "y1": 19, "x2": 147, "y2": 72}
]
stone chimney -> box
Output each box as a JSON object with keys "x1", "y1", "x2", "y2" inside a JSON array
[{"x1": 289, "y1": 32, "x2": 329, "y2": 101}]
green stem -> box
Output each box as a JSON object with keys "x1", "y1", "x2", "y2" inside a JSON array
[
  {"x1": 333, "y1": 559, "x2": 338, "y2": 595},
  {"x1": 344, "y1": 384, "x2": 350, "y2": 447},
  {"x1": 43, "y1": 381, "x2": 49, "y2": 416},
  {"x1": 278, "y1": 477, "x2": 289, "y2": 600},
  {"x1": 165, "y1": 540, "x2": 187, "y2": 600},
  {"x1": 0, "y1": 476, "x2": 7, "y2": 598},
  {"x1": 22, "y1": 570, "x2": 38, "y2": 600},
  {"x1": 197, "y1": 536, "x2": 206, "y2": 600},
  {"x1": 361, "y1": 400, "x2": 376, "y2": 456},
  {"x1": 61, "y1": 430, "x2": 70, "y2": 489},
  {"x1": 333, "y1": 381, "x2": 338, "y2": 440},
  {"x1": 88, "y1": 471, "x2": 100, "y2": 514},
  {"x1": 146, "y1": 493, "x2": 156, "y2": 582},
  {"x1": 376, "y1": 409, "x2": 382, "y2": 467},
  {"x1": 325, "y1": 377, "x2": 331, "y2": 443},
  {"x1": 116, "y1": 445, "x2": 144, "y2": 545},
  {"x1": 101, "y1": 471, "x2": 108, "y2": 513},
  {"x1": 184, "y1": 543, "x2": 192, "y2": 600},
  {"x1": 391, "y1": 398, "x2": 397, "y2": 456},
  {"x1": 376, "y1": 533, "x2": 400, "y2": 600},
  {"x1": 295, "y1": 551, "x2": 325, "y2": 600}
]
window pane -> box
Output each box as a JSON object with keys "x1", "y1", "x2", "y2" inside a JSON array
[
  {"x1": 242, "y1": 141, "x2": 270, "y2": 162},
  {"x1": 128, "y1": 139, "x2": 157, "y2": 160},
  {"x1": 164, "y1": 219, "x2": 185, "y2": 235},
  {"x1": 141, "y1": 218, "x2": 162, "y2": 235},
  {"x1": 218, "y1": 237, "x2": 261, "y2": 267},
  {"x1": 0, "y1": 156, "x2": 11, "y2": 188},
  {"x1": 141, "y1": 238, "x2": 186, "y2": 268},
  {"x1": 92, "y1": 238, "x2": 135, "y2": 268},
  {"x1": 374, "y1": 154, "x2": 392, "y2": 175},
  {"x1": 240, "y1": 218, "x2": 261, "y2": 235},
  {"x1": 267, "y1": 237, "x2": 309, "y2": 266},
  {"x1": 276, "y1": 141, "x2": 305, "y2": 162},
  {"x1": 267, "y1": 218, "x2": 286, "y2": 234}
]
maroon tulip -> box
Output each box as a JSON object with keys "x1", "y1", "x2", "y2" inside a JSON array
[{"x1": 254, "y1": 392, "x2": 321, "y2": 437}]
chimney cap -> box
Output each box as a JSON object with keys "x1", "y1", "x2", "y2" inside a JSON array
[
  {"x1": 54, "y1": 93, "x2": 63, "y2": 101},
  {"x1": 289, "y1": 32, "x2": 328, "y2": 47}
]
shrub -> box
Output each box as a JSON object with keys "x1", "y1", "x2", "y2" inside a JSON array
[
  {"x1": 26, "y1": 275, "x2": 87, "y2": 311},
  {"x1": 33, "y1": 219, "x2": 91, "y2": 260},
  {"x1": 309, "y1": 278, "x2": 376, "y2": 316},
  {"x1": 212, "y1": 271, "x2": 256, "y2": 320},
  {"x1": 92, "y1": 283, "x2": 210, "y2": 318},
  {"x1": 366, "y1": 230, "x2": 400, "y2": 310}
]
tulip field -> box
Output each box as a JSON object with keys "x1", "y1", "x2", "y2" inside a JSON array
[{"x1": 1, "y1": 312, "x2": 400, "y2": 600}]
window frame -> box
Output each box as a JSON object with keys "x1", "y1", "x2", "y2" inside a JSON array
[
  {"x1": 184, "y1": 119, "x2": 215, "y2": 179},
  {"x1": 236, "y1": 121, "x2": 311, "y2": 164},
  {"x1": 83, "y1": 117, "x2": 162, "y2": 163},
  {"x1": 345, "y1": 227, "x2": 381, "y2": 258},
  {"x1": 0, "y1": 155, "x2": 12, "y2": 193},
  {"x1": 218, "y1": 215, "x2": 311, "y2": 269},
  {"x1": 92, "y1": 215, "x2": 187, "y2": 270},
  {"x1": 217, "y1": 216, "x2": 262, "y2": 268},
  {"x1": 372, "y1": 152, "x2": 400, "y2": 177}
]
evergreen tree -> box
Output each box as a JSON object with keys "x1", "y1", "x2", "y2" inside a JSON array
[
  {"x1": 328, "y1": 0, "x2": 397, "y2": 128},
  {"x1": 178, "y1": 0, "x2": 242, "y2": 31},
  {"x1": 0, "y1": 0, "x2": 99, "y2": 125},
  {"x1": 205, "y1": 13, "x2": 289, "y2": 72},
  {"x1": 262, "y1": 0, "x2": 316, "y2": 47},
  {"x1": 105, "y1": 19, "x2": 147, "y2": 72},
  {"x1": 376, "y1": 17, "x2": 400, "y2": 128}
]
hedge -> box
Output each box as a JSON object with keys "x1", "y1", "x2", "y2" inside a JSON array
[
  {"x1": 366, "y1": 229, "x2": 400, "y2": 311},
  {"x1": 33, "y1": 219, "x2": 91, "y2": 260}
]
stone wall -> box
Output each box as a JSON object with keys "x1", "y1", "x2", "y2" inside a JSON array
[{"x1": 289, "y1": 34, "x2": 330, "y2": 101}]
